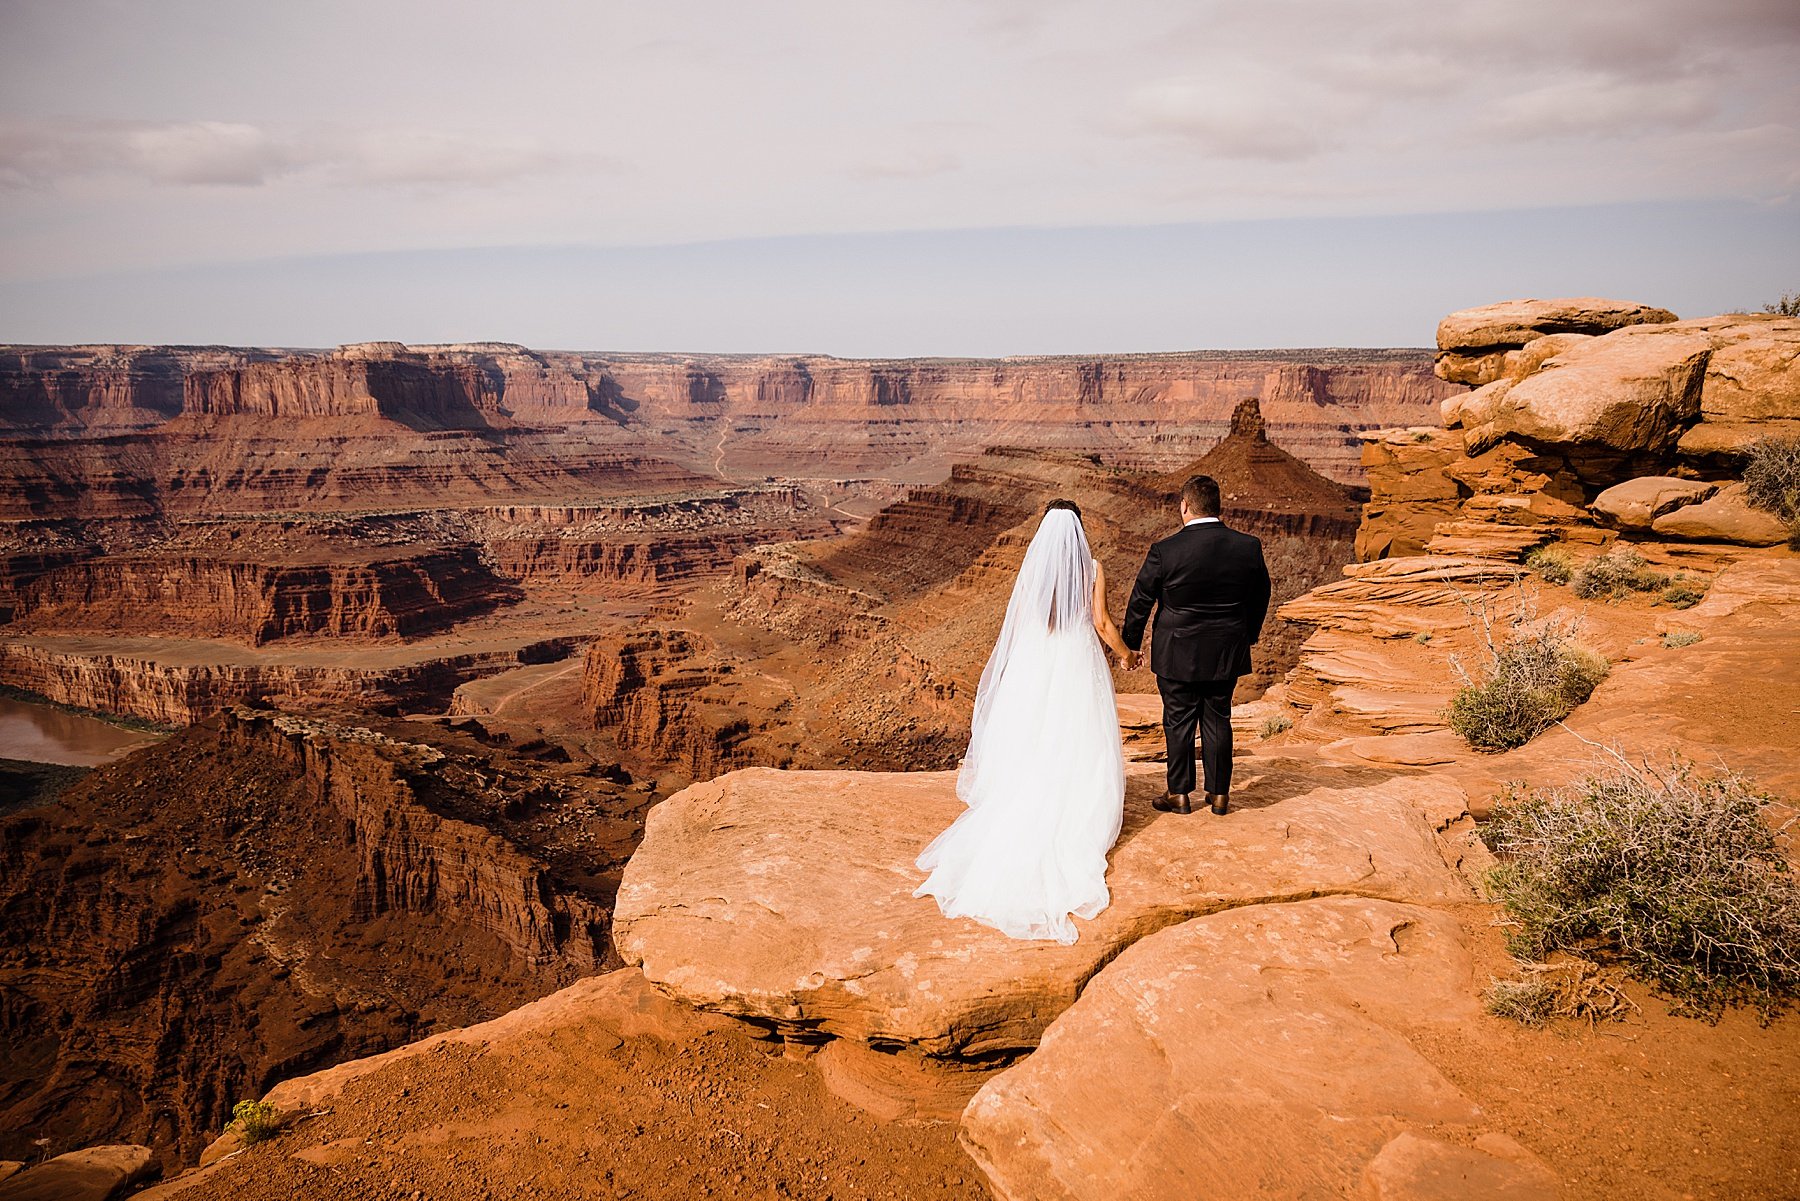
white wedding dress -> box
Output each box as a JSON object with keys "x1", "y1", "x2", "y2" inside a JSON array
[{"x1": 913, "y1": 508, "x2": 1126, "y2": 944}]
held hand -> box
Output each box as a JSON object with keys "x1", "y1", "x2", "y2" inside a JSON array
[{"x1": 1125, "y1": 650, "x2": 1144, "y2": 671}]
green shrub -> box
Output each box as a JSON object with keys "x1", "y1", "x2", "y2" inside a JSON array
[
  {"x1": 1483, "y1": 763, "x2": 1800, "y2": 1020},
  {"x1": 1524, "y1": 545, "x2": 1575, "y2": 586},
  {"x1": 231, "y1": 1099, "x2": 280, "y2": 1146},
  {"x1": 1661, "y1": 630, "x2": 1703, "y2": 649},
  {"x1": 1259, "y1": 713, "x2": 1293, "y2": 738},
  {"x1": 1448, "y1": 621, "x2": 1610, "y2": 752},
  {"x1": 1658, "y1": 574, "x2": 1707, "y2": 609},
  {"x1": 1571, "y1": 547, "x2": 1668, "y2": 601}
]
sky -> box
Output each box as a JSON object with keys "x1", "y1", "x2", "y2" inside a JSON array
[{"x1": 0, "y1": 0, "x2": 1796, "y2": 354}]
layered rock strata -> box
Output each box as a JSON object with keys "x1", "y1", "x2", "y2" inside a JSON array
[{"x1": 0, "y1": 707, "x2": 640, "y2": 1171}]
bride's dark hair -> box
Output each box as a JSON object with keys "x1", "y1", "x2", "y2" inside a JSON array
[{"x1": 1044, "y1": 498, "x2": 1083, "y2": 520}]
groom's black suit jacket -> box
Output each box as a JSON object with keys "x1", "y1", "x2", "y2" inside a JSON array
[{"x1": 1121, "y1": 520, "x2": 1272, "y2": 682}]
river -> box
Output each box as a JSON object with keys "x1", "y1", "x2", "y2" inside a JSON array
[{"x1": 0, "y1": 697, "x2": 164, "y2": 766}]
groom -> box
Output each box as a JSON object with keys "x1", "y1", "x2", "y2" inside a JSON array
[{"x1": 1121, "y1": 474, "x2": 1272, "y2": 816}]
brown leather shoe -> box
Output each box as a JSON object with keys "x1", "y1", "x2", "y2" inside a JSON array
[
  {"x1": 1206, "y1": 792, "x2": 1229, "y2": 815},
  {"x1": 1152, "y1": 792, "x2": 1193, "y2": 815}
]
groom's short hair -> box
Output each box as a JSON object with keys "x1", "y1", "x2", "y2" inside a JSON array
[{"x1": 1180, "y1": 474, "x2": 1221, "y2": 516}]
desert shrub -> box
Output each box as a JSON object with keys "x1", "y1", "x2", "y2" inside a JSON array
[
  {"x1": 1661, "y1": 630, "x2": 1703, "y2": 649},
  {"x1": 1412, "y1": 630, "x2": 1433, "y2": 644},
  {"x1": 1448, "y1": 598, "x2": 1610, "y2": 752},
  {"x1": 1762, "y1": 291, "x2": 1800, "y2": 318},
  {"x1": 1260, "y1": 713, "x2": 1293, "y2": 738},
  {"x1": 1571, "y1": 546, "x2": 1667, "y2": 601},
  {"x1": 1485, "y1": 961, "x2": 1638, "y2": 1027},
  {"x1": 1658, "y1": 574, "x2": 1707, "y2": 609},
  {"x1": 1524, "y1": 545, "x2": 1575, "y2": 586},
  {"x1": 1483, "y1": 762, "x2": 1800, "y2": 1020},
  {"x1": 1744, "y1": 435, "x2": 1800, "y2": 521},
  {"x1": 231, "y1": 1099, "x2": 280, "y2": 1146}
]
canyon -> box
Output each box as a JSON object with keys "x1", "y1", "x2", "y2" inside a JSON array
[
  {"x1": 0, "y1": 336, "x2": 1441, "y2": 1194},
  {"x1": 4, "y1": 305, "x2": 1797, "y2": 1200}
]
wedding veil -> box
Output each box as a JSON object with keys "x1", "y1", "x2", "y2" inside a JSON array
[{"x1": 957, "y1": 507, "x2": 1095, "y2": 802}]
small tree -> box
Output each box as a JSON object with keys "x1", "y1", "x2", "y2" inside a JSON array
[{"x1": 1761, "y1": 292, "x2": 1800, "y2": 318}]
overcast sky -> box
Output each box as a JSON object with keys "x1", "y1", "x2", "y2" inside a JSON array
[{"x1": 1, "y1": 0, "x2": 1796, "y2": 353}]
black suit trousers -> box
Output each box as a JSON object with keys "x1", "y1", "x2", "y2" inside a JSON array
[{"x1": 1158, "y1": 675, "x2": 1236, "y2": 797}]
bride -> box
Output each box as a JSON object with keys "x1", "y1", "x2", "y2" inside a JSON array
[{"x1": 913, "y1": 499, "x2": 1132, "y2": 944}]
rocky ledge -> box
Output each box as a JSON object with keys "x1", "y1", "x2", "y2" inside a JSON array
[{"x1": 612, "y1": 764, "x2": 1469, "y2": 1058}]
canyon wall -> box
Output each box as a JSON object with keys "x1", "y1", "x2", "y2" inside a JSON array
[
  {"x1": 2, "y1": 341, "x2": 1459, "y2": 487},
  {"x1": 0, "y1": 707, "x2": 636, "y2": 1171}
]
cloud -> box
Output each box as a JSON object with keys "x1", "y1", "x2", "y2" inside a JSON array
[
  {"x1": 0, "y1": 117, "x2": 583, "y2": 190},
  {"x1": 1125, "y1": 74, "x2": 1342, "y2": 162},
  {"x1": 124, "y1": 121, "x2": 296, "y2": 185},
  {"x1": 1483, "y1": 76, "x2": 1721, "y2": 140}
]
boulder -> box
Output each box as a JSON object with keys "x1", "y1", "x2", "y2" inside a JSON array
[
  {"x1": 1676, "y1": 417, "x2": 1800, "y2": 466},
  {"x1": 1590, "y1": 476, "x2": 1718, "y2": 530},
  {"x1": 1651, "y1": 482, "x2": 1789, "y2": 546},
  {"x1": 1436, "y1": 299, "x2": 1677, "y2": 385},
  {"x1": 613, "y1": 767, "x2": 1468, "y2": 1056},
  {"x1": 0, "y1": 1146, "x2": 155, "y2": 1201},
  {"x1": 1437, "y1": 332, "x2": 1595, "y2": 388},
  {"x1": 1700, "y1": 318, "x2": 1800, "y2": 421},
  {"x1": 959, "y1": 897, "x2": 1556, "y2": 1201},
  {"x1": 1436, "y1": 297, "x2": 1678, "y2": 354},
  {"x1": 1483, "y1": 326, "x2": 1712, "y2": 459}
]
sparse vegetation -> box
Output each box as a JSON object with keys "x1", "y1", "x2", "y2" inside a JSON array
[
  {"x1": 1525, "y1": 545, "x2": 1575, "y2": 586},
  {"x1": 1661, "y1": 630, "x2": 1703, "y2": 649},
  {"x1": 1571, "y1": 546, "x2": 1668, "y2": 601},
  {"x1": 1412, "y1": 630, "x2": 1433, "y2": 644},
  {"x1": 1743, "y1": 436, "x2": 1800, "y2": 549},
  {"x1": 1762, "y1": 291, "x2": 1800, "y2": 318},
  {"x1": 1260, "y1": 713, "x2": 1293, "y2": 738},
  {"x1": 1483, "y1": 761, "x2": 1800, "y2": 1020},
  {"x1": 1447, "y1": 593, "x2": 1609, "y2": 752},
  {"x1": 231, "y1": 1099, "x2": 280, "y2": 1146},
  {"x1": 1658, "y1": 574, "x2": 1707, "y2": 610},
  {"x1": 1485, "y1": 961, "x2": 1639, "y2": 1027}
]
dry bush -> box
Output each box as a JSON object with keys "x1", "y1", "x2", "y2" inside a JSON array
[
  {"x1": 1744, "y1": 437, "x2": 1800, "y2": 548},
  {"x1": 1659, "y1": 574, "x2": 1707, "y2": 609},
  {"x1": 1260, "y1": 713, "x2": 1293, "y2": 738},
  {"x1": 1448, "y1": 591, "x2": 1609, "y2": 752},
  {"x1": 1762, "y1": 292, "x2": 1800, "y2": 318},
  {"x1": 1661, "y1": 630, "x2": 1703, "y2": 649},
  {"x1": 1483, "y1": 760, "x2": 1800, "y2": 1020},
  {"x1": 1572, "y1": 546, "x2": 1667, "y2": 601},
  {"x1": 1485, "y1": 961, "x2": 1640, "y2": 1027},
  {"x1": 1524, "y1": 545, "x2": 1575, "y2": 586}
]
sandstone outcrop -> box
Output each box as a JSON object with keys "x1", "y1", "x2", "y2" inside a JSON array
[
  {"x1": 613, "y1": 765, "x2": 1467, "y2": 1056},
  {"x1": 1590, "y1": 475, "x2": 1718, "y2": 530},
  {"x1": 1472, "y1": 327, "x2": 1712, "y2": 465},
  {"x1": 1650, "y1": 482, "x2": 1789, "y2": 546},
  {"x1": 1434, "y1": 297, "x2": 1676, "y2": 386},
  {"x1": 960, "y1": 898, "x2": 1555, "y2": 1201},
  {"x1": 0, "y1": 1144, "x2": 155, "y2": 1201}
]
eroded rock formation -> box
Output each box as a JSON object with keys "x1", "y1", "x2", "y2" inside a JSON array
[{"x1": 0, "y1": 708, "x2": 642, "y2": 1171}]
